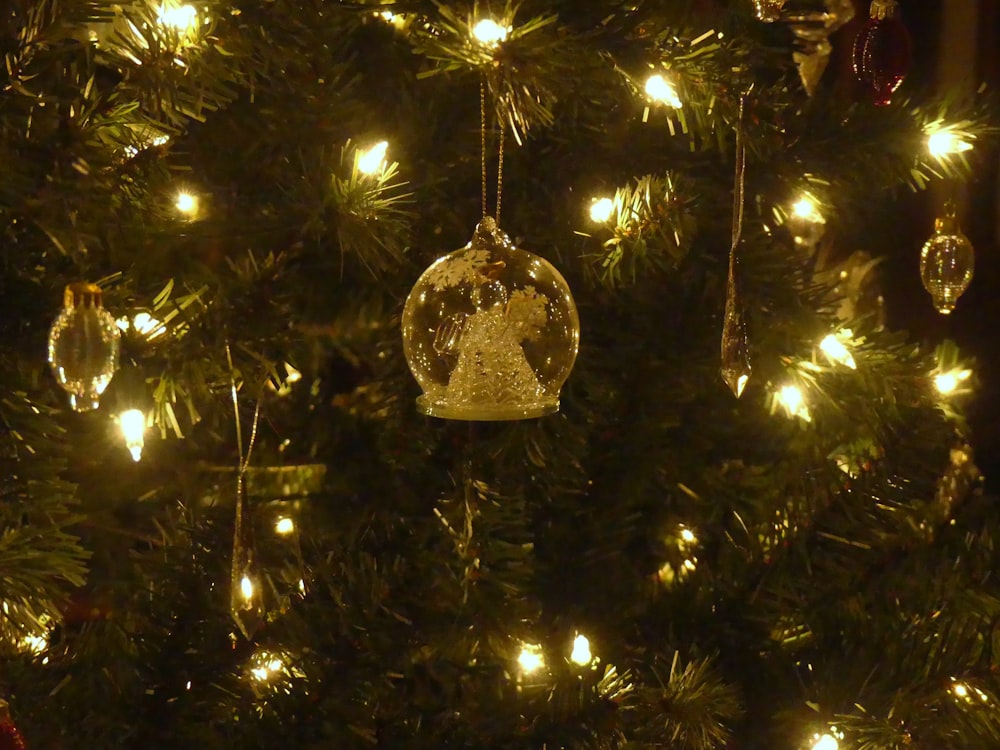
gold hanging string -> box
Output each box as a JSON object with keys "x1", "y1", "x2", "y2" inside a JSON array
[
  {"x1": 479, "y1": 76, "x2": 506, "y2": 223},
  {"x1": 495, "y1": 122, "x2": 505, "y2": 224},
  {"x1": 481, "y1": 79, "x2": 489, "y2": 218}
]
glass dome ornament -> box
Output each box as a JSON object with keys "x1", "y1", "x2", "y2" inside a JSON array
[
  {"x1": 47, "y1": 282, "x2": 121, "y2": 411},
  {"x1": 402, "y1": 217, "x2": 580, "y2": 420},
  {"x1": 920, "y1": 206, "x2": 974, "y2": 315}
]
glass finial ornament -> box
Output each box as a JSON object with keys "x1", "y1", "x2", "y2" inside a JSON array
[
  {"x1": 920, "y1": 205, "x2": 974, "y2": 315},
  {"x1": 853, "y1": 0, "x2": 911, "y2": 106},
  {"x1": 788, "y1": 0, "x2": 855, "y2": 96},
  {"x1": 402, "y1": 217, "x2": 580, "y2": 420},
  {"x1": 47, "y1": 282, "x2": 120, "y2": 412}
]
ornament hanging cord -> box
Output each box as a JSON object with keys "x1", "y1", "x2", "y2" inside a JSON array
[
  {"x1": 226, "y1": 341, "x2": 261, "y2": 486},
  {"x1": 730, "y1": 90, "x2": 749, "y2": 256},
  {"x1": 480, "y1": 77, "x2": 506, "y2": 222}
]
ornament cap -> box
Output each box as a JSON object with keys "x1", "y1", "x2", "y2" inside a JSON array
[
  {"x1": 936, "y1": 202, "x2": 960, "y2": 235},
  {"x1": 870, "y1": 0, "x2": 900, "y2": 21},
  {"x1": 63, "y1": 282, "x2": 104, "y2": 309},
  {"x1": 472, "y1": 216, "x2": 514, "y2": 255}
]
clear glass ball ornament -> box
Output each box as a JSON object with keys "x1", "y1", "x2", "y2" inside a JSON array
[
  {"x1": 48, "y1": 283, "x2": 121, "y2": 411},
  {"x1": 920, "y1": 213, "x2": 974, "y2": 315},
  {"x1": 402, "y1": 217, "x2": 580, "y2": 420}
]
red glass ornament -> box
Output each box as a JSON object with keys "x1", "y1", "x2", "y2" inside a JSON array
[{"x1": 852, "y1": 0, "x2": 912, "y2": 106}]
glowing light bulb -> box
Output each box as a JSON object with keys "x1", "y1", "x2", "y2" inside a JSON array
[
  {"x1": 132, "y1": 312, "x2": 165, "y2": 339},
  {"x1": 819, "y1": 332, "x2": 856, "y2": 369},
  {"x1": 157, "y1": 3, "x2": 198, "y2": 31},
  {"x1": 934, "y1": 368, "x2": 971, "y2": 396},
  {"x1": 275, "y1": 517, "x2": 295, "y2": 535},
  {"x1": 777, "y1": 384, "x2": 811, "y2": 422},
  {"x1": 250, "y1": 650, "x2": 284, "y2": 682},
  {"x1": 811, "y1": 734, "x2": 839, "y2": 750},
  {"x1": 119, "y1": 409, "x2": 146, "y2": 462},
  {"x1": 240, "y1": 575, "x2": 254, "y2": 601},
  {"x1": 679, "y1": 527, "x2": 696, "y2": 544},
  {"x1": 589, "y1": 197, "x2": 615, "y2": 223},
  {"x1": 357, "y1": 141, "x2": 389, "y2": 175},
  {"x1": 472, "y1": 19, "x2": 508, "y2": 46},
  {"x1": 645, "y1": 74, "x2": 682, "y2": 108},
  {"x1": 570, "y1": 634, "x2": 592, "y2": 666},
  {"x1": 953, "y1": 682, "x2": 970, "y2": 698},
  {"x1": 175, "y1": 191, "x2": 198, "y2": 216},
  {"x1": 792, "y1": 195, "x2": 823, "y2": 222},
  {"x1": 928, "y1": 130, "x2": 974, "y2": 158},
  {"x1": 517, "y1": 643, "x2": 544, "y2": 674}
]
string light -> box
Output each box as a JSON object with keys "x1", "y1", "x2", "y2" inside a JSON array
[
  {"x1": 927, "y1": 128, "x2": 974, "y2": 158},
  {"x1": 570, "y1": 634, "x2": 593, "y2": 666},
  {"x1": 250, "y1": 651, "x2": 286, "y2": 682},
  {"x1": 589, "y1": 197, "x2": 615, "y2": 223},
  {"x1": 810, "y1": 734, "x2": 839, "y2": 750},
  {"x1": 275, "y1": 517, "x2": 295, "y2": 535},
  {"x1": 792, "y1": 194, "x2": 824, "y2": 223},
  {"x1": 776, "y1": 384, "x2": 811, "y2": 422},
  {"x1": 157, "y1": 2, "x2": 198, "y2": 32},
  {"x1": 472, "y1": 19, "x2": 508, "y2": 46},
  {"x1": 175, "y1": 191, "x2": 198, "y2": 217},
  {"x1": 679, "y1": 527, "x2": 696, "y2": 544},
  {"x1": 517, "y1": 643, "x2": 545, "y2": 674},
  {"x1": 953, "y1": 681, "x2": 970, "y2": 699},
  {"x1": 644, "y1": 74, "x2": 682, "y2": 108},
  {"x1": 357, "y1": 141, "x2": 389, "y2": 175},
  {"x1": 934, "y1": 368, "x2": 971, "y2": 396},
  {"x1": 119, "y1": 409, "x2": 146, "y2": 462},
  {"x1": 819, "y1": 330, "x2": 856, "y2": 369}
]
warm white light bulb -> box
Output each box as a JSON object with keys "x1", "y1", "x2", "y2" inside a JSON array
[
  {"x1": 935, "y1": 368, "x2": 971, "y2": 396},
  {"x1": 275, "y1": 517, "x2": 295, "y2": 535},
  {"x1": 132, "y1": 312, "x2": 165, "y2": 339},
  {"x1": 953, "y1": 682, "x2": 970, "y2": 698},
  {"x1": 157, "y1": 3, "x2": 198, "y2": 31},
  {"x1": 792, "y1": 195, "x2": 823, "y2": 222},
  {"x1": 811, "y1": 734, "x2": 839, "y2": 750},
  {"x1": 473, "y1": 19, "x2": 508, "y2": 46},
  {"x1": 777, "y1": 385, "x2": 811, "y2": 422},
  {"x1": 570, "y1": 634, "x2": 592, "y2": 666},
  {"x1": 517, "y1": 643, "x2": 544, "y2": 674},
  {"x1": 589, "y1": 197, "x2": 615, "y2": 223},
  {"x1": 240, "y1": 575, "x2": 255, "y2": 601},
  {"x1": 928, "y1": 131, "x2": 974, "y2": 158},
  {"x1": 819, "y1": 332, "x2": 856, "y2": 369},
  {"x1": 119, "y1": 409, "x2": 146, "y2": 462},
  {"x1": 644, "y1": 74, "x2": 681, "y2": 108},
  {"x1": 175, "y1": 191, "x2": 198, "y2": 216},
  {"x1": 358, "y1": 141, "x2": 389, "y2": 175},
  {"x1": 679, "y1": 527, "x2": 696, "y2": 544}
]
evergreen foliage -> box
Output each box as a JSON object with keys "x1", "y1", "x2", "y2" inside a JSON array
[{"x1": 0, "y1": 0, "x2": 996, "y2": 748}]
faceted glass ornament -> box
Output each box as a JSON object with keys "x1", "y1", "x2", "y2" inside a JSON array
[
  {"x1": 852, "y1": 0, "x2": 912, "y2": 106},
  {"x1": 402, "y1": 217, "x2": 580, "y2": 420},
  {"x1": 920, "y1": 213, "x2": 974, "y2": 315},
  {"x1": 47, "y1": 283, "x2": 120, "y2": 412}
]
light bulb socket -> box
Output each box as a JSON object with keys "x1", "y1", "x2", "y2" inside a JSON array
[{"x1": 64, "y1": 282, "x2": 104, "y2": 309}]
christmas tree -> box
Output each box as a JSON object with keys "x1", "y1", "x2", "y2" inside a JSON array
[{"x1": 0, "y1": 0, "x2": 997, "y2": 747}]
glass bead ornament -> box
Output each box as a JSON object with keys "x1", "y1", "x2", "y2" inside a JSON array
[
  {"x1": 920, "y1": 206, "x2": 974, "y2": 315},
  {"x1": 402, "y1": 217, "x2": 580, "y2": 420},
  {"x1": 853, "y1": 0, "x2": 912, "y2": 106},
  {"x1": 48, "y1": 282, "x2": 121, "y2": 412}
]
